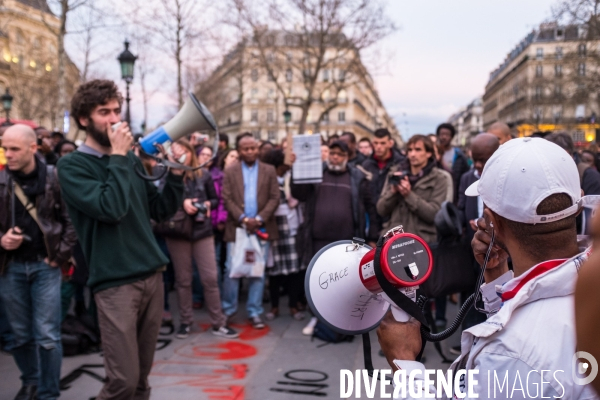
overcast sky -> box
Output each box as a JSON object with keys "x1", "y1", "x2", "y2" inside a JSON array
[
  {"x1": 100, "y1": 0, "x2": 558, "y2": 139},
  {"x1": 377, "y1": 0, "x2": 555, "y2": 139}
]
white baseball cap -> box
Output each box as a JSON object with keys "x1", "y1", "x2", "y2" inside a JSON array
[{"x1": 465, "y1": 137, "x2": 598, "y2": 224}]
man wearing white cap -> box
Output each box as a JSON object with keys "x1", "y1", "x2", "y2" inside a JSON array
[{"x1": 377, "y1": 137, "x2": 600, "y2": 398}]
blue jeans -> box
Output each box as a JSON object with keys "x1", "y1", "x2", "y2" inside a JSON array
[
  {"x1": 0, "y1": 261, "x2": 62, "y2": 400},
  {"x1": 222, "y1": 241, "x2": 269, "y2": 318}
]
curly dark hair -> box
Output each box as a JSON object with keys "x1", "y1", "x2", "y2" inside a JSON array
[{"x1": 71, "y1": 80, "x2": 123, "y2": 130}]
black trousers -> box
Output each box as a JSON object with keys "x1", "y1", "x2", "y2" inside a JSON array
[{"x1": 269, "y1": 272, "x2": 303, "y2": 309}]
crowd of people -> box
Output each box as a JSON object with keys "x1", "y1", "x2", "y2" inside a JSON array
[{"x1": 0, "y1": 78, "x2": 599, "y2": 399}]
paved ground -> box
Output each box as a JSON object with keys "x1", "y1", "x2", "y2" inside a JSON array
[{"x1": 0, "y1": 292, "x2": 461, "y2": 400}]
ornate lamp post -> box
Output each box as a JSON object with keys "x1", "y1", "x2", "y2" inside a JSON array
[
  {"x1": 1, "y1": 88, "x2": 13, "y2": 124},
  {"x1": 117, "y1": 41, "x2": 137, "y2": 125},
  {"x1": 283, "y1": 108, "x2": 293, "y2": 165}
]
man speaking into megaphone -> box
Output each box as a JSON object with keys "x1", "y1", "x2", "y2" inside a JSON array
[
  {"x1": 57, "y1": 79, "x2": 186, "y2": 399},
  {"x1": 377, "y1": 137, "x2": 599, "y2": 399}
]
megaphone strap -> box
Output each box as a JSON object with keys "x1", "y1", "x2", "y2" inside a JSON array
[{"x1": 373, "y1": 236, "x2": 430, "y2": 362}]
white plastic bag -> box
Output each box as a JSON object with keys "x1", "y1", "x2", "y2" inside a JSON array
[{"x1": 229, "y1": 228, "x2": 265, "y2": 278}]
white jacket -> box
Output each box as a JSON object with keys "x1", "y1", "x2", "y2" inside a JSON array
[{"x1": 393, "y1": 249, "x2": 599, "y2": 399}]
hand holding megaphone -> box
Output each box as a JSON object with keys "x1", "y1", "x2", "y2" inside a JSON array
[{"x1": 108, "y1": 121, "x2": 133, "y2": 156}]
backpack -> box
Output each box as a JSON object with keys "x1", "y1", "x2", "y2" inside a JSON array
[
  {"x1": 61, "y1": 315, "x2": 100, "y2": 356},
  {"x1": 311, "y1": 320, "x2": 354, "y2": 345}
]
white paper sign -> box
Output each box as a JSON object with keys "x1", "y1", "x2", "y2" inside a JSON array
[{"x1": 292, "y1": 134, "x2": 323, "y2": 184}]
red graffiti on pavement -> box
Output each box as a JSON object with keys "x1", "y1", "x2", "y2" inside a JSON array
[
  {"x1": 152, "y1": 317, "x2": 275, "y2": 399},
  {"x1": 174, "y1": 341, "x2": 257, "y2": 360}
]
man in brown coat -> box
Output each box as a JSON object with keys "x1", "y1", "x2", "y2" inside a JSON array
[{"x1": 222, "y1": 132, "x2": 279, "y2": 329}]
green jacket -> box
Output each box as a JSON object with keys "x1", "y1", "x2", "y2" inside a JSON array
[{"x1": 57, "y1": 148, "x2": 183, "y2": 293}]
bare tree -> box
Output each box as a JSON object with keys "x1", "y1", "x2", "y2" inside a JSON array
[
  {"x1": 226, "y1": 0, "x2": 396, "y2": 134},
  {"x1": 125, "y1": 0, "x2": 215, "y2": 108},
  {"x1": 37, "y1": 0, "x2": 90, "y2": 127},
  {"x1": 545, "y1": 0, "x2": 600, "y2": 127}
]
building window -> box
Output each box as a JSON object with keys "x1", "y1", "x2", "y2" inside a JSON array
[
  {"x1": 268, "y1": 88, "x2": 275, "y2": 99},
  {"x1": 322, "y1": 69, "x2": 329, "y2": 82},
  {"x1": 553, "y1": 105, "x2": 563, "y2": 122},
  {"x1": 555, "y1": 64, "x2": 562, "y2": 77},
  {"x1": 339, "y1": 69, "x2": 346, "y2": 81},
  {"x1": 268, "y1": 130, "x2": 277, "y2": 141},
  {"x1": 267, "y1": 109, "x2": 274, "y2": 122},
  {"x1": 579, "y1": 43, "x2": 587, "y2": 57},
  {"x1": 286, "y1": 52, "x2": 293, "y2": 61},
  {"x1": 555, "y1": 85, "x2": 562, "y2": 97},
  {"x1": 338, "y1": 111, "x2": 346, "y2": 122},
  {"x1": 286, "y1": 68, "x2": 292, "y2": 82},
  {"x1": 535, "y1": 86, "x2": 543, "y2": 100},
  {"x1": 251, "y1": 69, "x2": 258, "y2": 82},
  {"x1": 578, "y1": 62, "x2": 586, "y2": 76},
  {"x1": 576, "y1": 104, "x2": 586, "y2": 120},
  {"x1": 338, "y1": 89, "x2": 347, "y2": 102},
  {"x1": 267, "y1": 73, "x2": 274, "y2": 82},
  {"x1": 251, "y1": 109, "x2": 258, "y2": 122},
  {"x1": 536, "y1": 65, "x2": 543, "y2": 77},
  {"x1": 556, "y1": 47, "x2": 563, "y2": 59},
  {"x1": 250, "y1": 88, "x2": 258, "y2": 98},
  {"x1": 322, "y1": 112, "x2": 329, "y2": 123},
  {"x1": 536, "y1": 48, "x2": 544, "y2": 60},
  {"x1": 534, "y1": 106, "x2": 543, "y2": 120},
  {"x1": 303, "y1": 69, "x2": 311, "y2": 81}
]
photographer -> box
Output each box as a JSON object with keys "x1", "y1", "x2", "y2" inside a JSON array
[
  {"x1": 376, "y1": 134, "x2": 447, "y2": 243},
  {"x1": 378, "y1": 138, "x2": 599, "y2": 399},
  {"x1": 0, "y1": 124, "x2": 77, "y2": 400},
  {"x1": 162, "y1": 139, "x2": 238, "y2": 339}
]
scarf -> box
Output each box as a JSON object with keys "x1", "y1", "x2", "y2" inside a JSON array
[
  {"x1": 407, "y1": 159, "x2": 436, "y2": 186},
  {"x1": 9, "y1": 157, "x2": 46, "y2": 202}
]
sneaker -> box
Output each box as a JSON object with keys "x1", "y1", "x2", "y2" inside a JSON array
[
  {"x1": 212, "y1": 326, "x2": 240, "y2": 339},
  {"x1": 176, "y1": 324, "x2": 191, "y2": 339},
  {"x1": 292, "y1": 311, "x2": 306, "y2": 321},
  {"x1": 249, "y1": 315, "x2": 265, "y2": 329},
  {"x1": 14, "y1": 385, "x2": 37, "y2": 400},
  {"x1": 449, "y1": 345, "x2": 461, "y2": 355},
  {"x1": 302, "y1": 316, "x2": 318, "y2": 336}
]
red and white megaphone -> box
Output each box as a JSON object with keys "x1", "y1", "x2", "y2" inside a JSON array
[{"x1": 305, "y1": 226, "x2": 433, "y2": 335}]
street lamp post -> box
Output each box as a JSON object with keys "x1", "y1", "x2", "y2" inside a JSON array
[
  {"x1": 283, "y1": 108, "x2": 293, "y2": 165},
  {"x1": 117, "y1": 41, "x2": 137, "y2": 126},
  {"x1": 2, "y1": 88, "x2": 13, "y2": 124}
]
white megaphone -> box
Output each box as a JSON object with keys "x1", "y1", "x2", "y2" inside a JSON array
[
  {"x1": 139, "y1": 92, "x2": 217, "y2": 155},
  {"x1": 305, "y1": 226, "x2": 433, "y2": 335}
]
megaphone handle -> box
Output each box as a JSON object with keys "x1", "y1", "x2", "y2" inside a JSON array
[
  {"x1": 381, "y1": 293, "x2": 411, "y2": 322},
  {"x1": 390, "y1": 304, "x2": 411, "y2": 322}
]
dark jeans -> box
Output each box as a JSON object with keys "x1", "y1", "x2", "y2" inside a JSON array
[
  {"x1": 269, "y1": 273, "x2": 303, "y2": 309},
  {"x1": 0, "y1": 261, "x2": 62, "y2": 400},
  {"x1": 0, "y1": 293, "x2": 14, "y2": 351}
]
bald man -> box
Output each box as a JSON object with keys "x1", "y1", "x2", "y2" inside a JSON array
[
  {"x1": 0, "y1": 124, "x2": 77, "y2": 400},
  {"x1": 458, "y1": 133, "x2": 500, "y2": 236},
  {"x1": 448, "y1": 133, "x2": 501, "y2": 344},
  {"x1": 487, "y1": 122, "x2": 512, "y2": 145}
]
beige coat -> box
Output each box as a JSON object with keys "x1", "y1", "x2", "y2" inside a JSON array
[{"x1": 376, "y1": 166, "x2": 448, "y2": 243}]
